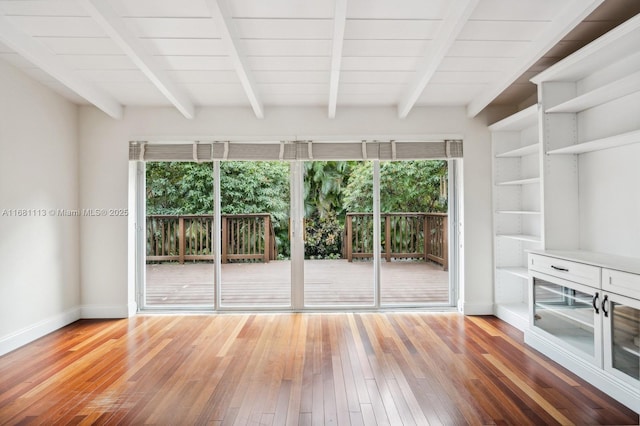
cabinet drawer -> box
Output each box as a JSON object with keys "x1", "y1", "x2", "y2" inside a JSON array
[
  {"x1": 603, "y1": 269, "x2": 640, "y2": 299},
  {"x1": 529, "y1": 254, "x2": 600, "y2": 288}
]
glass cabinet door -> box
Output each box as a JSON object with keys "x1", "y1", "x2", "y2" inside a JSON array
[
  {"x1": 604, "y1": 293, "x2": 640, "y2": 386},
  {"x1": 531, "y1": 274, "x2": 601, "y2": 364}
]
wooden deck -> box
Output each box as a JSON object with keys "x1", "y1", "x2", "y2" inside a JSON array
[{"x1": 145, "y1": 259, "x2": 449, "y2": 308}]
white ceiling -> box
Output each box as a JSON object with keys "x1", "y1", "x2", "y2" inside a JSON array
[{"x1": 0, "y1": 0, "x2": 636, "y2": 119}]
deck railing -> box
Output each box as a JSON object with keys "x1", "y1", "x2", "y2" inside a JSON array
[
  {"x1": 146, "y1": 214, "x2": 276, "y2": 264},
  {"x1": 344, "y1": 212, "x2": 448, "y2": 270}
]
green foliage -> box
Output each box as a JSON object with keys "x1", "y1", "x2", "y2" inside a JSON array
[
  {"x1": 343, "y1": 160, "x2": 447, "y2": 213},
  {"x1": 146, "y1": 162, "x2": 213, "y2": 214},
  {"x1": 304, "y1": 211, "x2": 343, "y2": 259},
  {"x1": 220, "y1": 161, "x2": 290, "y2": 256},
  {"x1": 303, "y1": 161, "x2": 353, "y2": 219},
  {"x1": 145, "y1": 159, "x2": 447, "y2": 260}
]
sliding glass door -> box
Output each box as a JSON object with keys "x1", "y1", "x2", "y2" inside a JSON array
[
  {"x1": 143, "y1": 161, "x2": 215, "y2": 308},
  {"x1": 302, "y1": 161, "x2": 375, "y2": 307},
  {"x1": 134, "y1": 141, "x2": 459, "y2": 312},
  {"x1": 218, "y1": 161, "x2": 291, "y2": 308},
  {"x1": 379, "y1": 160, "x2": 451, "y2": 306}
]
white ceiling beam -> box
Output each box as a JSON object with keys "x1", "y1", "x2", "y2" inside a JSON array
[
  {"x1": 0, "y1": 14, "x2": 123, "y2": 119},
  {"x1": 397, "y1": 0, "x2": 479, "y2": 119},
  {"x1": 78, "y1": 0, "x2": 195, "y2": 119},
  {"x1": 328, "y1": 0, "x2": 347, "y2": 119},
  {"x1": 206, "y1": 0, "x2": 264, "y2": 119},
  {"x1": 466, "y1": 0, "x2": 605, "y2": 117}
]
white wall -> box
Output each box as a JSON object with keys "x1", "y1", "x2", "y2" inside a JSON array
[
  {"x1": 579, "y1": 143, "x2": 640, "y2": 258},
  {"x1": 0, "y1": 62, "x2": 80, "y2": 355},
  {"x1": 78, "y1": 105, "x2": 495, "y2": 316},
  {"x1": 577, "y1": 90, "x2": 640, "y2": 258}
]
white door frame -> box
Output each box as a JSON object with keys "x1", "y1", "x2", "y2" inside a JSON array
[{"x1": 135, "y1": 159, "x2": 459, "y2": 311}]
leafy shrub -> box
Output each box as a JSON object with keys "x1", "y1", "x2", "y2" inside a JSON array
[{"x1": 304, "y1": 211, "x2": 343, "y2": 259}]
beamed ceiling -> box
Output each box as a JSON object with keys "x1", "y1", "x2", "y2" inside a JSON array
[{"x1": 0, "y1": 0, "x2": 638, "y2": 120}]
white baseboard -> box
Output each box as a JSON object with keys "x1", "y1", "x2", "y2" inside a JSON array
[
  {"x1": 80, "y1": 304, "x2": 130, "y2": 318},
  {"x1": 128, "y1": 301, "x2": 138, "y2": 317},
  {"x1": 0, "y1": 307, "x2": 81, "y2": 356},
  {"x1": 460, "y1": 302, "x2": 494, "y2": 315}
]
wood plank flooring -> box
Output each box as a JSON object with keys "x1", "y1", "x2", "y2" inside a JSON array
[
  {"x1": 145, "y1": 260, "x2": 449, "y2": 307},
  {"x1": 0, "y1": 313, "x2": 637, "y2": 425}
]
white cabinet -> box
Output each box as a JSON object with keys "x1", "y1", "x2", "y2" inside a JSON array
[
  {"x1": 526, "y1": 251, "x2": 640, "y2": 413},
  {"x1": 489, "y1": 105, "x2": 542, "y2": 330},
  {"x1": 530, "y1": 269, "x2": 602, "y2": 366}
]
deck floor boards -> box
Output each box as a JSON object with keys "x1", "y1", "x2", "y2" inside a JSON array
[{"x1": 145, "y1": 259, "x2": 449, "y2": 307}]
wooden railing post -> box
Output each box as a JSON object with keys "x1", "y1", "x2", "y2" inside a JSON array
[
  {"x1": 178, "y1": 216, "x2": 185, "y2": 264},
  {"x1": 263, "y1": 215, "x2": 270, "y2": 263},
  {"x1": 442, "y1": 215, "x2": 448, "y2": 271},
  {"x1": 346, "y1": 214, "x2": 353, "y2": 262},
  {"x1": 221, "y1": 215, "x2": 228, "y2": 264},
  {"x1": 424, "y1": 214, "x2": 431, "y2": 262},
  {"x1": 385, "y1": 214, "x2": 391, "y2": 262}
]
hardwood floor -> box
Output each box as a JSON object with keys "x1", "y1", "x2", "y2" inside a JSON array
[{"x1": 0, "y1": 313, "x2": 637, "y2": 425}]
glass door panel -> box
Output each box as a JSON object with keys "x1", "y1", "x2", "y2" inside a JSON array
[
  {"x1": 219, "y1": 161, "x2": 291, "y2": 308},
  {"x1": 532, "y1": 276, "x2": 598, "y2": 358},
  {"x1": 379, "y1": 160, "x2": 450, "y2": 306},
  {"x1": 303, "y1": 161, "x2": 374, "y2": 307},
  {"x1": 607, "y1": 295, "x2": 640, "y2": 384},
  {"x1": 144, "y1": 161, "x2": 215, "y2": 308}
]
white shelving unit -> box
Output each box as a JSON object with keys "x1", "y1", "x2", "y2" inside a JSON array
[
  {"x1": 521, "y1": 14, "x2": 640, "y2": 413},
  {"x1": 489, "y1": 104, "x2": 542, "y2": 331}
]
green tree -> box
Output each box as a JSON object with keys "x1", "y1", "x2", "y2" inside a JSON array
[
  {"x1": 343, "y1": 160, "x2": 448, "y2": 213},
  {"x1": 146, "y1": 162, "x2": 213, "y2": 214}
]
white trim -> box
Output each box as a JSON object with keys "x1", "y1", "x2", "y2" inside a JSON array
[
  {"x1": 0, "y1": 308, "x2": 81, "y2": 356},
  {"x1": 373, "y1": 161, "x2": 381, "y2": 307},
  {"x1": 129, "y1": 134, "x2": 465, "y2": 144},
  {"x1": 80, "y1": 304, "x2": 130, "y2": 318},
  {"x1": 461, "y1": 302, "x2": 493, "y2": 315}
]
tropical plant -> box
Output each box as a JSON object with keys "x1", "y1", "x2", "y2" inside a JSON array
[
  {"x1": 343, "y1": 160, "x2": 447, "y2": 213},
  {"x1": 303, "y1": 161, "x2": 353, "y2": 219}
]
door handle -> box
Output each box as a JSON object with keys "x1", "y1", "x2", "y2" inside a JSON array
[
  {"x1": 592, "y1": 292, "x2": 599, "y2": 314},
  {"x1": 601, "y1": 295, "x2": 609, "y2": 318}
]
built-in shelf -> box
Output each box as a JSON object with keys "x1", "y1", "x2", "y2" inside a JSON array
[
  {"x1": 496, "y1": 143, "x2": 540, "y2": 158},
  {"x1": 536, "y1": 303, "x2": 594, "y2": 329},
  {"x1": 496, "y1": 177, "x2": 540, "y2": 186},
  {"x1": 496, "y1": 210, "x2": 540, "y2": 215},
  {"x1": 547, "y1": 129, "x2": 640, "y2": 155},
  {"x1": 497, "y1": 267, "x2": 529, "y2": 279},
  {"x1": 495, "y1": 302, "x2": 529, "y2": 330},
  {"x1": 497, "y1": 234, "x2": 541, "y2": 243},
  {"x1": 488, "y1": 104, "x2": 538, "y2": 132},
  {"x1": 545, "y1": 71, "x2": 640, "y2": 113}
]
